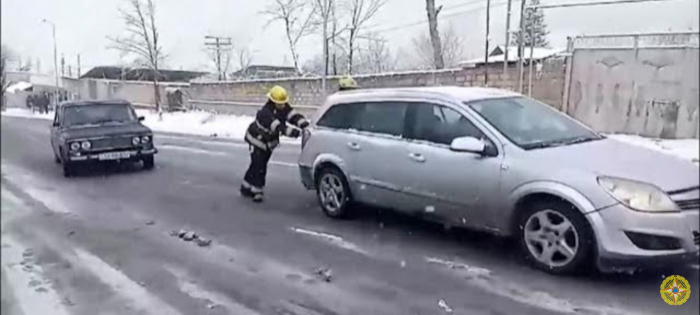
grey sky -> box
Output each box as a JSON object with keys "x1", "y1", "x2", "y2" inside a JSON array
[{"x1": 2, "y1": 0, "x2": 698, "y2": 74}]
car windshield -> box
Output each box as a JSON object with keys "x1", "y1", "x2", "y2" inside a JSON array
[
  {"x1": 63, "y1": 104, "x2": 136, "y2": 127},
  {"x1": 468, "y1": 97, "x2": 602, "y2": 150}
]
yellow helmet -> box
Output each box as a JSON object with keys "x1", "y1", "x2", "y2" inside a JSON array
[
  {"x1": 339, "y1": 76, "x2": 358, "y2": 90},
  {"x1": 267, "y1": 85, "x2": 289, "y2": 105}
]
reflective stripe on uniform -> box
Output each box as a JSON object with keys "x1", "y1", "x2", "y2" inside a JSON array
[
  {"x1": 297, "y1": 118, "x2": 308, "y2": 127},
  {"x1": 256, "y1": 121, "x2": 271, "y2": 133},
  {"x1": 288, "y1": 110, "x2": 300, "y2": 120},
  {"x1": 245, "y1": 132, "x2": 268, "y2": 150},
  {"x1": 250, "y1": 186, "x2": 263, "y2": 193},
  {"x1": 270, "y1": 119, "x2": 281, "y2": 132},
  {"x1": 242, "y1": 181, "x2": 252, "y2": 189}
]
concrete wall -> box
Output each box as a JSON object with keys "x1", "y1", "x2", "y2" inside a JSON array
[
  {"x1": 186, "y1": 59, "x2": 567, "y2": 118},
  {"x1": 566, "y1": 32, "x2": 699, "y2": 139}
]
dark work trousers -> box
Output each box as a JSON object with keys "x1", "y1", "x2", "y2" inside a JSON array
[{"x1": 243, "y1": 146, "x2": 273, "y2": 193}]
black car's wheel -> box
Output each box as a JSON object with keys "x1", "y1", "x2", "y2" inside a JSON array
[
  {"x1": 62, "y1": 162, "x2": 75, "y2": 177},
  {"x1": 518, "y1": 200, "x2": 594, "y2": 275},
  {"x1": 142, "y1": 156, "x2": 155, "y2": 170},
  {"x1": 315, "y1": 167, "x2": 352, "y2": 219}
]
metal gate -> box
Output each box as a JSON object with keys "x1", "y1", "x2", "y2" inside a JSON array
[{"x1": 563, "y1": 32, "x2": 699, "y2": 139}]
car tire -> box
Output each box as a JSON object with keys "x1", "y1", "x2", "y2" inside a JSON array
[
  {"x1": 517, "y1": 200, "x2": 594, "y2": 275},
  {"x1": 62, "y1": 162, "x2": 74, "y2": 177},
  {"x1": 315, "y1": 167, "x2": 352, "y2": 219},
  {"x1": 142, "y1": 156, "x2": 155, "y2": 170}
]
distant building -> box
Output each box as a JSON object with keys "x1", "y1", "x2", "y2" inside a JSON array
[
  {"x1": 81, "y1": 66, "x2": 207, "y2": 82},
  {"x1": 459, "y1": 45, "x2": 565, "y2": 68},
  {"x1": 231, "y1": 65, "x2": 298, "y2": 80}
]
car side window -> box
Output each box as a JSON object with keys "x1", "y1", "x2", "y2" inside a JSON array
[
  {"x1": 354, "y1": 102, "x2": 407, "y2": 137},
  {"x1": 316, "y1": 103, "x2": 362, "y2": 130},
  {"x1": 407, "y1": 103, "x2": 486, "y2": 146}
]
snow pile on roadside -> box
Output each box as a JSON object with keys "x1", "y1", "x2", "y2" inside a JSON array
[
  {"x1": 608, "y1": 134, "x2": 699, "y2": 164},
  {"x1": 1, "y1": 108, "x2": 53, "y2": 120},
  {"x1": 135, "y1": 109, "x2": 254, "y2": 140}
]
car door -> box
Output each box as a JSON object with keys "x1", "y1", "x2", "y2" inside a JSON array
[
  {"x1": 50, "y1": 107, "x2": 62, "y2": 156},
  {"x1": 401, "y1": 102, "x2": 504, "y2": 229},
  {"x1": 345, "y1": 101, "x2": 415, "y2": 210}
]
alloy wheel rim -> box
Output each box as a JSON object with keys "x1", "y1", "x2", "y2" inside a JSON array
[
  {"x1": 319, "y1": 174, "x2": 345, "y2": 213},
  {"x1": 524, "y1": 209, "x2": 579, "y2": 268}
]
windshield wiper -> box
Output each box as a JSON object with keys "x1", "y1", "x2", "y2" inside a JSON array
[
  {"x1": 523, "y1": 136, "x2": 602, "y2": 150},
  {"x1": 562, "y1": 136, "x2": 600, "y2": 145}
]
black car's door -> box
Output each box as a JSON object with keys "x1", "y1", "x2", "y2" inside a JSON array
[{"x1": 50, "y1": 108, "x2": 61, "y2": 156}]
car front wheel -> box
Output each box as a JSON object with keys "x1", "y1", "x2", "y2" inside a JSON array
[
  {"x1": 142, "y1": 156, "x2": 155, "y2": 170},
  {"x1": 518, "y1": 200, "x2": 594, "y2": 274},
  {"x1": 316, "y1": 167, "x2": 352, "y2": 219}
]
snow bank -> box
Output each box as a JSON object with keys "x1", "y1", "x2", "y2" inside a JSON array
[
  {"x1": 135, "y1": 109, "x2": 254, "y2": 140},
  {"x1": 608, "y1": 134, "x2": 699, "y2": 164},
  {"x1": 1, "y1": 108, "x2": 53, "y2": 120}
]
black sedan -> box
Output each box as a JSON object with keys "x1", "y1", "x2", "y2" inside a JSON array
[{"x1": 50, "y1": 100, "x2": 158, "y2": 177}]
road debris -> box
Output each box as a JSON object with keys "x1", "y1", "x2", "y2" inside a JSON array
[
  {"x1": 438, "y1": 299, "x2": 453, "y2": 313},
  {"x1": 145, "y1": 220, "x2": 155, "y2": 226},
  {"x1": 196, "y1": 237, "x2": 212, "y2": 247},
  {"x1": 171, "y1": 229, "x2": 213, "y2": 247},
  {"x1": 66, "y1": 231, "x2": 76, "y2": 237},
  {"x1": 314, "y1": 267, "x2": 332, "y2": 282}
]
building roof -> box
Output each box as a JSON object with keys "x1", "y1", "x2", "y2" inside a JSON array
[
  {"x1": 80, "y1": 66, "x2": 207, "y2": 82},
  {"x1": 459, "y1": 46, "x2": 565, "y2": 67}
]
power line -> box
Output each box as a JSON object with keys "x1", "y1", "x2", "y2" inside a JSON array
[
  {"x1": 530, "y1": 0, "x2": 678, "y2": 9},
  {"x1": 366, "y1": 0, "x2": 508, "y2": 34}
]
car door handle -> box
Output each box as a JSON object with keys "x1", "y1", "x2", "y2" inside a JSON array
[
  {"x1": 347, "y1": 142, "x2": 361, "y2": 151},
  {"x1": 408, "y1": 153, "x2": 426, "y2": 163}
]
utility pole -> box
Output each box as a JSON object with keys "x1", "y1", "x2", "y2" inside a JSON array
[
  {"x1": 42, "y1": 19, "x2": 60, "y2": 104},
  {"x1": 484, "y1": 0, "x2": 491, "y2": 86},
  {"x1": 77, "y1": 54, "x2": 81, "y2": 77},
  {"x1": 61, "y1": 54, "x2": 65, "y2": 76},
  {"x1": 321, "y1": 0, "x2": 331, "y2": 97},
  {"x1": 503, "y1": 0, "x2": 513, "y2": 78},
  {"x1": 517, "y1": 0, "x2": 527, "y2": 93},
  {"x1": 205, "y1": 35, "x2": 232, "y2": 81}
]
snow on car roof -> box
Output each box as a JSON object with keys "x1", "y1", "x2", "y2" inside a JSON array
[{"x1": 328, "y1": 86, "x2": 521, "y2": 105}]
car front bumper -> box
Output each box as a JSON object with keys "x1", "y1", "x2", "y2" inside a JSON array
[
  {"x1": 587, "y1": 203, "x2": 699, "y2": 271},
  {"x1": 68, "y1": 148, "x2": 158, "y2": 162}
]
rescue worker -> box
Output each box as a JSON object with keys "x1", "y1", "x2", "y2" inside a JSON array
[
  {"x1": 338, "y1": 76, "x2": 359, "y2": 91},
  {"x1": 241, "y1": 86, "x2": 309, "y2": 202}
]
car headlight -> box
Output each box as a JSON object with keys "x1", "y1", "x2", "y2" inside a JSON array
[
  {"x1": 81, "y1": 141, "x2": 91, "y2": 150},
  {"x1": 132, "y1": 136, "x2": 141, "y2": 145},
  {"x1": 598, "y1": 176, "x2": 679, "y2": 212},
  {"x1": 70, "y1": 142, "x2": 81, "y2": 151},
  {"x1": 141, "y1": 135, "x2": 151, "y2": 144}
]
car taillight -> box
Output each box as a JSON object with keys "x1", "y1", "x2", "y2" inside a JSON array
[{"x1": 301, "y1": 129, "x2": 311, "y2": 149}]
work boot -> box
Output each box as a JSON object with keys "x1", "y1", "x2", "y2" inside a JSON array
[
  {"x1": 239, "y1": 185, "x2": 253, "y2": 198},
  {"x1": 252, "y1": 193, "x2": 264, "y2": 203}
]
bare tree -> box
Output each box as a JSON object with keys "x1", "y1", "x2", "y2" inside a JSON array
[
  {"x1": 235, "y1": 45, "x2": 253, "y2": 72},
  {"x1": 1, "y1": 45, "x2": 17, "y2": 109},
  {"x1": 412, "y1": 24, "x2": 464, "y2": 69},
  {"x1": 356, "y1": 37, "x2": 395, "y2": 74},
  {"x1": 425, "y1": 0, "x2": 444, "y2": 69},
  {"x1": 263, "y1": 0, "x2": 316, "y2": 73},
  {"x1": 108, "y1": 0, "x2": 165, "y2": 111},
  {"x1": 344, "y1": 0, "x2": 386, "y2": 74}
]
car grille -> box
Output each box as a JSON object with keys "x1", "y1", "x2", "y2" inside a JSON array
[
  {"x1": 90, "y1": 136, "x2": 137, "y2": 151},
  {"x1": 676, "y1": 198, "x2": 700, "y2": 211}
]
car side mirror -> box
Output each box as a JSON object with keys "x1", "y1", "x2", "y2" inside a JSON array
[
  {"x1": 450, "y1": 136, "x2": 486, "y2": 154},
  {"x1": 138, "y1": 116, "x2": 145, "y2": 122}
]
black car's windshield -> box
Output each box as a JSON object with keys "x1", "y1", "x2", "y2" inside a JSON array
[
  {"x1": 63, "y1": 104, "x2": 136, "y2": 127},
  {"x1": 468, "y1": 97, "x2": 601, "y2": 150}
]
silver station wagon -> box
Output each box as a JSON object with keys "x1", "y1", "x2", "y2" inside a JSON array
[{"x1": 298, "y1": 87, "x2": 699, "y2": 274}]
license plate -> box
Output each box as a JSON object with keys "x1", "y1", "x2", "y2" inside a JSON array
[{"x1": 98, "y1": 151, "x2": 132, "y2": 160}]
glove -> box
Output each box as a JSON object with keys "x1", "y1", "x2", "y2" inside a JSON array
[
  {"x1": 287, "y1": 128, "x2": 301, "y2": 138},
  {"x1": 299, "y1": 121, "x2": 310, "y2": 129}
]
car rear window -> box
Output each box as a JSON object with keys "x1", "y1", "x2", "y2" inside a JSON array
[{"x1": 317, "y1": 102, "x2": 407, "y2": 137}]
